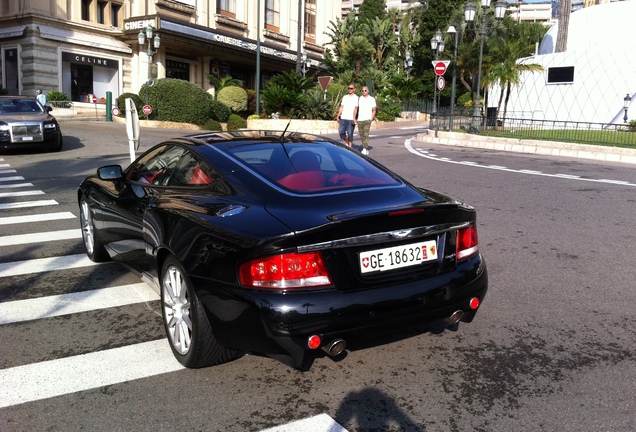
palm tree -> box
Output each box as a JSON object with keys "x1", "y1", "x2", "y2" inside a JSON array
[
  {"x1": 343, "y1": 35, "x2": 375, "y2": 77},
  {"x1": 487, "y1": 36, "x2": 543, "y2": 125},
  {"x1": 555, "y1": 0, "x2": 572, "y2": 53},
  {"x1": 361, "y1": 17, "x2": 398, "y2": 70}
]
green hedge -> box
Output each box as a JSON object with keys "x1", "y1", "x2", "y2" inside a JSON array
[
  {"x1": 140, "y1": 78, "x2": 211, "y2": 125},
  {"x1": 116, "y1": 92, "x2": 144, "y2": 118}
]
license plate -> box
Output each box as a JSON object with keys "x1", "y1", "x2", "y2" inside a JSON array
[
  {"x1": 359, "y1": 240, "x2": 438, "y2": 273},
  {"x1": 21, "y1": 136, "x2": 34, "y2": 141}
]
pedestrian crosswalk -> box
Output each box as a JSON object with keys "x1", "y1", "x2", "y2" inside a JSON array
[{"x1": 0, "y1": 157, "x2": 348, "y2": 431}]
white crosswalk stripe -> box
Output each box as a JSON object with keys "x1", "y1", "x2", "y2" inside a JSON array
[
  {"x1": 0, "y1": 228, "x2": 81, "y2": 246},
  {"x1": 0, "y1": 211, "x2": 76, "y2": 225}
]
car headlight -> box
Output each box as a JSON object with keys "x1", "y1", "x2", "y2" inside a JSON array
[
  {"x1": 0, "y1": 121, "x2": 9, "y2": 131},
  {"x1": 43, "y1": 122, "x2": 57, "y2": 130}
]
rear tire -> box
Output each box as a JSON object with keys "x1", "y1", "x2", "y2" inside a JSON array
[
  {"x1": 80, "y1": 195, "x2": 110, "y2": 262},
  {"x1": 161, "y1": 256, "x2": 239, "y2": 368}
]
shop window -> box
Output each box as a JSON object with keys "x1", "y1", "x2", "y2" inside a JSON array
[
  {"x1": 217, "y1": 0, "x2": 236, "y2": 18},
  {"x1": 304, "y1": 0, "x2": 316, "y2": 43},
  {"x1": 265, "y1": 0, "x2": 280, "y2": 32}
]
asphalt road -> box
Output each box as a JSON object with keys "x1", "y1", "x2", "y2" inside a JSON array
[{"x1": 1, "y1": 121, "x2": 635, "y2": 431}]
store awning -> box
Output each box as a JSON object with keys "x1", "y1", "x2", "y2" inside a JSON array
[
  {"x1": 0, "y1": 25, "x2": 27, "y2": 39},
  {"x1": 37, "y1": 25, "x2": 132, "y2": 54}
]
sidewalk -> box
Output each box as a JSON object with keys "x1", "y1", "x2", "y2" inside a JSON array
[{"x1": 413, "y1": 129, "x2": 636, "y2": 165}]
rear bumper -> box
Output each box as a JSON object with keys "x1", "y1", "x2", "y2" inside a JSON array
[{"x1": 194, "y1": 255, "x2": 487, "y2": 369}]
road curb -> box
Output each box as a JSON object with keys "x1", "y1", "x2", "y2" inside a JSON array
[{"x1": 413, "y1": 130, "x2": 636, "y2": 165}]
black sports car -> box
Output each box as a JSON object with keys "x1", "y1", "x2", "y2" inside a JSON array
[
  {"x1": 0, "y1": 96, "x2": 63, "y2": 152},
  {"x1": 78, "y1": 131, "x2": 487, "y2": 370}
]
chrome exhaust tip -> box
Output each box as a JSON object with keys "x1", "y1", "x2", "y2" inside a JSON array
[
  {"x1": 444, "y1": 310, "x2": 463, "y2": 325},
  {"x1": 321, "y1": 339, "x2": 347, "y2": 357}
]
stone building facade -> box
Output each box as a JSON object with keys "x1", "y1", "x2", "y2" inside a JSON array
[{"x1": 0, "y1": 1, "x2": 339, "y2": 103}]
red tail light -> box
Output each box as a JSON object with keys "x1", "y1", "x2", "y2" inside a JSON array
[
  {"x1": 239, "y1": 252, "x2": 332, "y2": 289},
  {"x1": 457, "y1": 225, "x2": 479, "y2": 260}
]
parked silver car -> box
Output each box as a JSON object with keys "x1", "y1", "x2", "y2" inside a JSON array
[{"x1": 0, "y1": 96, "x2": 63, "y2": 152}]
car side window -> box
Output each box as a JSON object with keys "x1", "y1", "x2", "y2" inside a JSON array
[
  {"x1": 128, "y1": 145, "x2": 186, "y2": 186},
  {"x1": 168, "y1": 150, "x2": 215, "y2": 187}
]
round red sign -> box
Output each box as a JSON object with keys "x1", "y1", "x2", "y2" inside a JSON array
[
  {"x1": 437, "y1": 76, "x2": 446, "y2": 91},
  {"x1": 142, "y1": 105, "x2": 152, "y2": 115},
  {"x1": 112, "y1": 107, "x2": 120, "y2": 117},
  {"x1": 434, "y1": 61, "x2": 447, "y2": 76},
  {"x1": 91, "y1": 95, "x2": 97, "y2": 103}
]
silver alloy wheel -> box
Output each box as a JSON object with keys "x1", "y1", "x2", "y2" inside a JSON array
[
  {"x1": 162, "y1": 264, "x2": 192, "y2": 355},
  {"x1": 80, "y1": 200, "x2": 95, "y2": 256}
]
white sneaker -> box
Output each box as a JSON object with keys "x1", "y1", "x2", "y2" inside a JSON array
[{"x1": 361, "y1": 148, "x2": 369, "y2": 155}]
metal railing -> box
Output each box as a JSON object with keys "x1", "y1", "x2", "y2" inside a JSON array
[
  {"x1": 430, "y1": 108, "x2": 636, "y2": 147},
  {"x1": 47, "y1": 100, "x2": 76, "y2": 117}
]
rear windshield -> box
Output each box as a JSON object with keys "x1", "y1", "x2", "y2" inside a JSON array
[{"x1": 219, "y1": 141, "x2": 400, "y2": 192}]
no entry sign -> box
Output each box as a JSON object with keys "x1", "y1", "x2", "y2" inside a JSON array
[{"x1": 432, "y1": 60, "x2": 450, "y2": 76}]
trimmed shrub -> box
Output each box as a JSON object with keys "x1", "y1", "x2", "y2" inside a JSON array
[
  {"x1": 209, "y1": 100, "x2": 231, "y2": 122},
  {"x1": 226, "y1": 114, "x2": 247, "y2": 131},
  {"x1": 140, "y1": 78, "x2": 211, "y2": 125},
  {"x1": 217, "y1": 86, "x2": 248, "y2": 113},
  {"x1": 46, "y1": 90, "x2": 72, "y2": 108},
  {"x1": 116, "y1": 92, "x2": 144, "y2": 118},
  {"x1": 201, "y1": 119, "x2": 223, "y2": 131}
]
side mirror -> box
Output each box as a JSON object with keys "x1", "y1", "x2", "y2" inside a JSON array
[
  {"x1": 97, "y1": 165, "x2": 123, "y2": 180},
  {"x1": 46, "y1": 106, "x2": 53, "y2": 112}
]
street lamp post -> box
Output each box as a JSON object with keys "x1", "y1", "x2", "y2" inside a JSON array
[
  {"x1": 404, "y1": 52, "x2": 413, "y2": 79},
  {"x1": 447, "y1": 25, "x2": 460, "y2": 131},
  {"x1": 300, "y1": 52, "x2": 311, "y2": 77},
  {"x1": 624, "y1": 93, "x2": 632, "y2": 123},
  {"x1": 137, "y1": 24, "x2": 160, "y2": 119},
  {"x1": 464, "y1": 0, "x2": 506, "y2": 130},
  {"x1": 430, "y1": 30, "x2": 445, "y2": 135}
]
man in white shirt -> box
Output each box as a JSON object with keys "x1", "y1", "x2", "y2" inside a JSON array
[
  {"x1": 356, "y1": 86, "x2": 376, "y2": 155},
  {"x1": 336, "y1": 84, "x2": 359, "y2": 147},
  {"x1": 35, "y1": 89, "x2": 47, "y2": 107}
]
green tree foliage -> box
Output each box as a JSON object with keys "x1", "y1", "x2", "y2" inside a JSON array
[
  {"x1": 141, "y1": 78, "x2": 211, "y2": 125},
  {"x1": 300, "y1": 88, "x2": 339, "y2": 120},
  {"x1": 260, "y1": 71, "x2": 314, "y2": 117},
  {"x1": 358, "y1": 0, "x2": 387, "y2": 24},
  {"x1": 343, "y1": 35, "x2": 375, "y2": 76},
  {"x1": 217, "y1": 86, "x2": 248, "y2": 113}
]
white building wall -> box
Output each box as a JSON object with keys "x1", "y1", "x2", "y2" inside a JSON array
[{"x1": 490, "y1": 0, "x2": 635, "y2": 125}]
